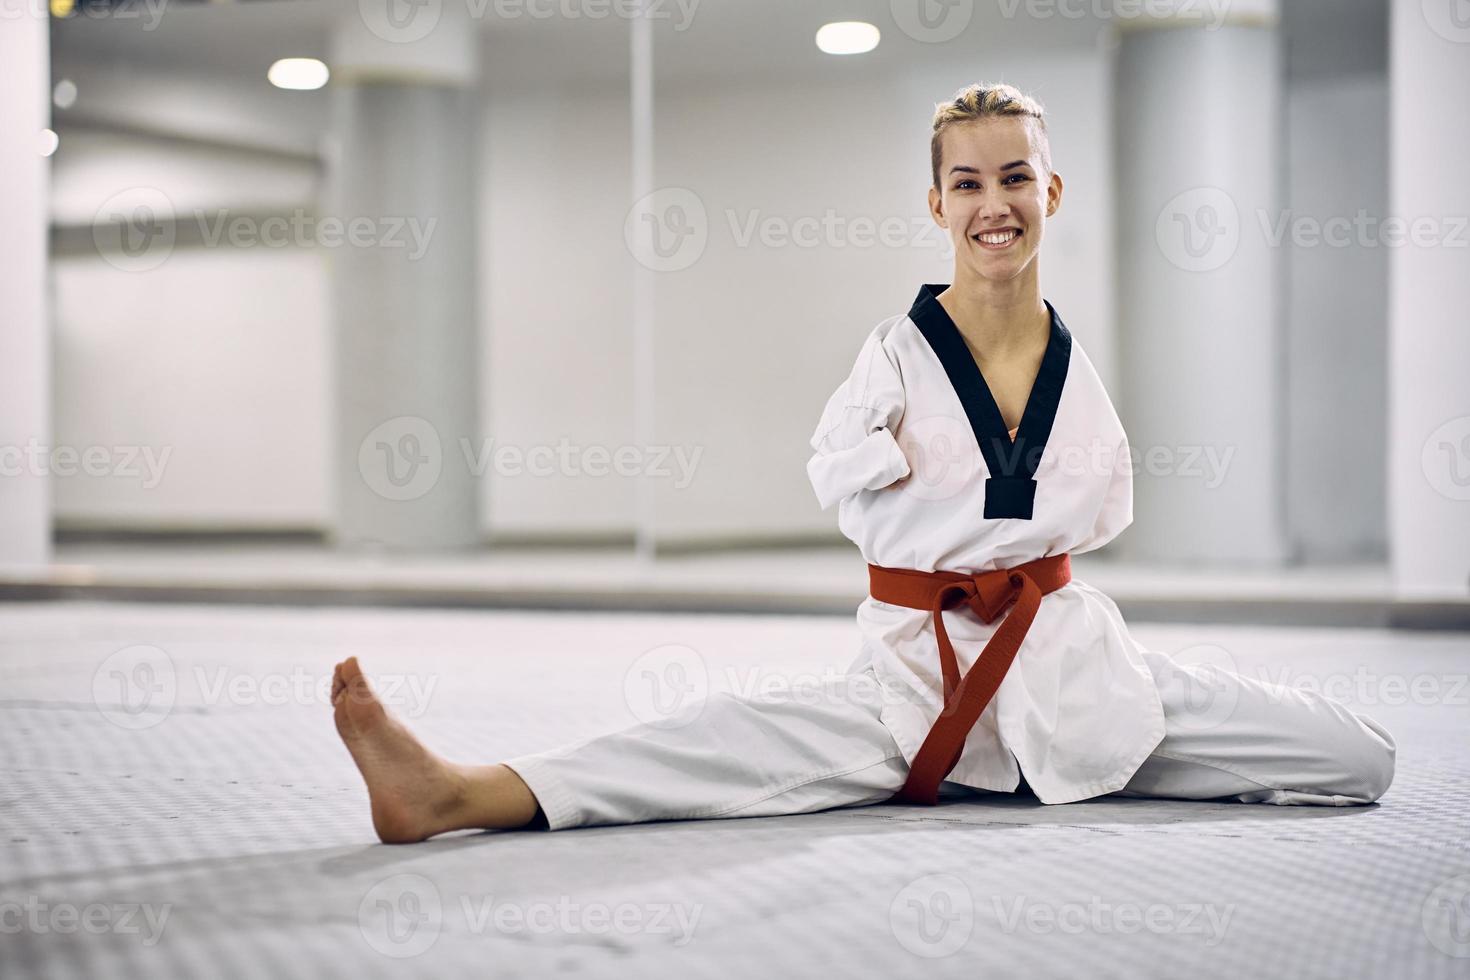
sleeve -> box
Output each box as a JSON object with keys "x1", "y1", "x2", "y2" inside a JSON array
[
  {"x1": 805, "y1": 324, "x2": 911, "y2": 511},
  {"x1": 1089, "y1": 431, "x2": 1134, "y2": 545}
]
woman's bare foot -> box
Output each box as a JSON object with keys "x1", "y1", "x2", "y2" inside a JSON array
[{"x1": 331, "y1": 656, "x2": 540, "y2": 843}]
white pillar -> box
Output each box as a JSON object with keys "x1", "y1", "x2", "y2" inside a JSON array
[
  {"x1": 0, "y1": 12, "x2": 51, "y2": 565},
  {"x1": 1112, "y1": 1, "x2": 1287, "y2": 566},
  {"x1": 328, "y1": 4, "x2": 482, "y2": 551},
  {"x1": 1387, "y1": 0, "x2": 1470, "y2": 599}
]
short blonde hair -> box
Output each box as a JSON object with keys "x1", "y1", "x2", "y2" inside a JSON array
[{"x1": 930, "y1": 82, "x2": 1051, "y2": 189}]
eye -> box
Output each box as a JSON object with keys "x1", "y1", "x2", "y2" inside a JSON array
[
  {"x1": 955, "y1": 179, "x2": 978, "y2": 190},
  {"x1": 1004, "y1": 174, "x2": 1030, "y2": 184}
]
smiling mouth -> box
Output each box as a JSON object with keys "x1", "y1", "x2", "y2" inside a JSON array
[{"x1": 972, "y1": 228, "x2": 1021, "y2": 248}]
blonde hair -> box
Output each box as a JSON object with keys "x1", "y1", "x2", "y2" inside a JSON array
[{"x1": 930, "y1": 82, "x2": 1051, "y2": 189}]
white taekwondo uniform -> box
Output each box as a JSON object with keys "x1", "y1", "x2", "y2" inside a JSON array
[{"x1": 503, "y1": 284, "x2": 1397, "y2": 832}]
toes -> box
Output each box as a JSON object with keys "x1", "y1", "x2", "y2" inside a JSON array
[{"x1": 344, "y1": 667, "x2": 382, "y2": 715}]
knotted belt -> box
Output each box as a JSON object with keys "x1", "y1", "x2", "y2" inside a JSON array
[{"x1": 867, "y1": 554, "x2": 1072, "y2": 805}]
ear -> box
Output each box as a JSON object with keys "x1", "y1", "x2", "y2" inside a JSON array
[
  {"x1": 927, "y1": 184, "x2": 947, "y2": 228},
  {"x1": 1045, "y1": 170, "x2": 1063, "y2": 217}
]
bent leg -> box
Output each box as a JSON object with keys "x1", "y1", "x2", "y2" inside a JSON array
[
  {"x1": 503, "y1": 671, "x2": 910, "y2": 831},
  {"x1": 1112, "y1": 649, "x2": 1397, "y2": 806}
]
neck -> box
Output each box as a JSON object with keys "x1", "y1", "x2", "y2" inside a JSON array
[{"x1": 938, "y1": 266, "x2": 1048, "y2": 359}]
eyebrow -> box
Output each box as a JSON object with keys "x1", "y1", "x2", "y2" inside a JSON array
[{"x1": 949, "y1": 160, "x2": 1032, "y2": 175}]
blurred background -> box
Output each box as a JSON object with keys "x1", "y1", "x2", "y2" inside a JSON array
[{"x1": 1, "y1": 0, "x2": 1466, "y2": 624}]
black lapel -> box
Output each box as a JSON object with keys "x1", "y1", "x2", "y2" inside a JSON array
[{"x1": 907, "y1": 283, "x2": 1072, "y2": 520}]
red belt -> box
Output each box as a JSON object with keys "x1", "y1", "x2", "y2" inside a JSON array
[{"x1": 867, "y1": 554, "x2": 1072, "y2": 805}]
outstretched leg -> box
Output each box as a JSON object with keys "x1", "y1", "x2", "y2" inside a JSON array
[
  {"x1": 1111, "y1": 648, "x2": 1397, "y2": 806},
  {"x1": 331, "y1": 656, "x2": 540, "y2": 842}
]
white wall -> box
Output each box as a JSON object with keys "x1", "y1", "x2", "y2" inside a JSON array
[
  {"x1": 478, "y1": 48, "x2": 1117, "y2": 544},
  {"x1": 49, "y1": 126, "x2": 330, "y2": 530},
  {"x1": 1284, "y1": 73, "x2": 1388, "y2": 563},
  {"x1": 50, "y1": 42, "x2": 1117, "y2": 544},
  {"x1": 0, "y1": 13, "x2": 51, "y2": 563}
]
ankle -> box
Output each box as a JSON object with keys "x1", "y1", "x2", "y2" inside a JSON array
[{"x1": 458, "y1": 763, "x2": 540, "y2": 830}]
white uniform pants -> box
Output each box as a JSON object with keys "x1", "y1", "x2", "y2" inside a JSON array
[{"x1": 502, "y1": 649, "x2": 1397, "y2": 832}]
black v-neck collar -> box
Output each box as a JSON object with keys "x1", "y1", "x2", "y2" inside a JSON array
[{"x1": 907, "y1": 283, "x2": 1073, "y2": 520}]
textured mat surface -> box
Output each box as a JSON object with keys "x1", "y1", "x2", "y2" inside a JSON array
[{"x1": 1, "y1": 602, "x2": 1468, "y2": 979}]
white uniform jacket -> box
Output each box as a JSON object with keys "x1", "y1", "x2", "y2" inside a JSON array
[{"x1": 806, "y1": 283, "x2": 1166, "y2": 803}]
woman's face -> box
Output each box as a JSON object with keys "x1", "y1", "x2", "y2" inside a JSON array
[{"x1": 927, "y1": 117, "x2": 1062, "y2": 283}]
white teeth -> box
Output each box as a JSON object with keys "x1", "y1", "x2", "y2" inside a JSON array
[{"x1": 976, "y1": 229, "x2": 1019, "y2": 245}]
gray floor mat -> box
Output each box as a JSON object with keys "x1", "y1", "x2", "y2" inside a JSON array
[{"x1": 2, "y1": 602, "x2": 1467, "y2": 979}]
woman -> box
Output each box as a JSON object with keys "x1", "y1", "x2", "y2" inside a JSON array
[{"x1": 330, "y1": 82, "x2": 1396, "y2": 842}]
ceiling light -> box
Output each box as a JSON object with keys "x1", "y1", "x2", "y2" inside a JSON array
[
  {"x1": 268, "y1": 58, "x2": 330, "y2": 91},
  {"x1": 39, "y1": 129, "x2": 59, "y2": 157},
  {"x1": 816, "y1": 21, "x2": 880, "y2": 55},
  {"x1": 53, "y1": 78, "x2": 78, "y2": 109}
]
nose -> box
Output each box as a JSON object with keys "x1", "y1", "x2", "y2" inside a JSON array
[{"x1": 976, "y1": 184, "x2": 1011, "y2": 226}]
